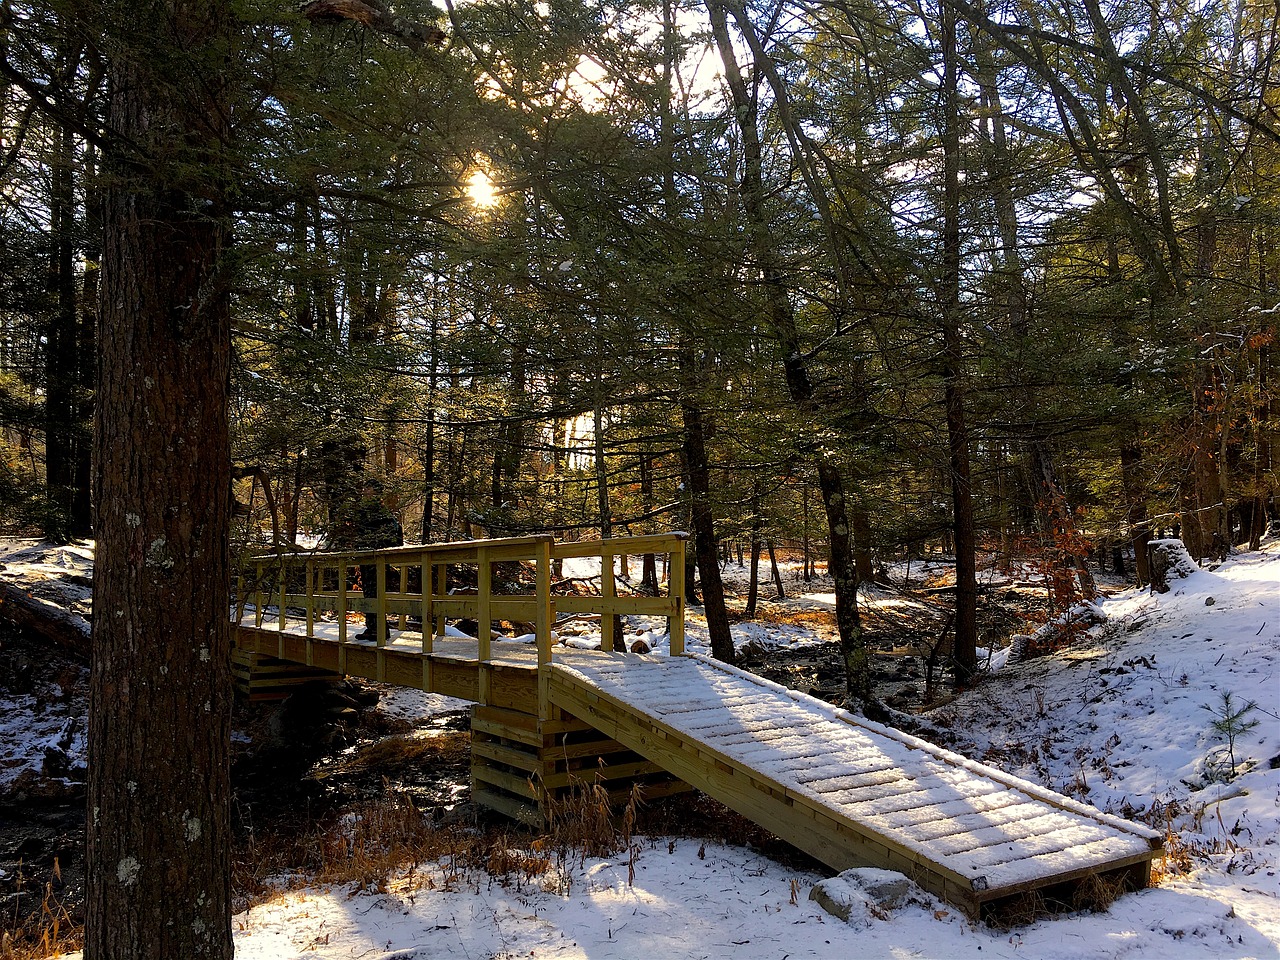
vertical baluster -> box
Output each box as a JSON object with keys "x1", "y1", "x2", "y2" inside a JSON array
[
  {"x1": 375, "y1": 554, "x2": 387, "y2": 681},
  {"x1": 669, "y1": 539, "x2": 685, "y2": 657},
  {"x1": 477, "y1": 547, "x2": 491, "y2": 705},
  {"x1": 421, "y1": 553, "x2": 433, "y2": 655},
  {"x1": 601, "y1": 543, "x2": 616, "y2": 652},
  {"x1": 374, "y1": 555, "x2": 387, "y2": 646},
  {"x1": 420, "y1": 551, "x2": 434, "y2": 692},
  {"x1": 477, "y1": 547, "x2": 491, "y2": 662},
  {"x1": 276, "y1": 560, "x2": 287, "y2": 660},
  {"x1": 305, "y1": 558, "x2": 316, "y2": 638},
  {"x1": 337, "y1": 556, "x2": 348, "y2": 644},
  {"x1": 254, "y1": 561, "x2": 264, "y2": 628},
  {"x1": 536, "y1": 537, "x2": 552, "y2": 667},
  {"x1": 434, "y1": 561, "x2": 447, "y2": 643}
]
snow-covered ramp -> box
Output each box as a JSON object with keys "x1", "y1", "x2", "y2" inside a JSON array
[{"x1": 548, "y1": 652, "x2": 1163, "y2": 917}]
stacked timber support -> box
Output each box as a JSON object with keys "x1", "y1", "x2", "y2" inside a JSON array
[
  {"x1": 470, "y1": 704, "x2": 689, "y2": 826},
  {"x1": 229, "y1": 646, "x2": 341, "y2": 701}
]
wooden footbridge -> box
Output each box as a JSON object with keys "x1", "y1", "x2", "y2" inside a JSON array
[{"x1": 232, "y1": 533, "x2": 1162, "y2": 918}]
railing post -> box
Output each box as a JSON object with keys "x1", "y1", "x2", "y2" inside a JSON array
[
  {"x1": 375, "y1": 554, "x2": 388, "y2": 682},
  {"x1": 337, "y1": 556, "x2": 348, "y2": 645},
  {"x1": 420, "y1": 551, "x2": 434, "y2": 693},
  {"x1": 276, "y1": 561, "x2": 287, "y2": 657},
  {"x1": 477, "y1": 546, "x2": 491, "y2": 662},
  {"x1": 253, "y1": 561, "x2": 264, "y2": 628},
  {"x1": 669, "y1": 539, "x2": 685, "y2": 657},
  {"x1": 373, "y1": 555, "x2": 386, "y2": 645},
  {"x1": 305, "y1": 558, "x2": 316, "y2": 639},
  {"x1": 601, "y1": 543, "x2": 616, "y2": 652},
  {"x1": 421, "y1": 552, "x2": 434, "y2": 655},
  {"x1": 536, "y1": 537, "x2": 552, "y2": 667},
  {"x1": 477, "y1": 546, "x2": 491, "y2": 706}
]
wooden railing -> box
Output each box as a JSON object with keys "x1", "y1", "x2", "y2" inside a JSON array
[{"x1": 236, "y1": 533, "x2": 687, "y2": 668}]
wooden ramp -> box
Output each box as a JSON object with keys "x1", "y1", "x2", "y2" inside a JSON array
[{"x1": 548, "y1": 652, "x2": 1162, "y2": 917}]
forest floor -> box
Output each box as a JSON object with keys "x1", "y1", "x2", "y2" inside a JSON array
[{"x1": 0, "y1": 539, "x2": 1277, "y2": 958}]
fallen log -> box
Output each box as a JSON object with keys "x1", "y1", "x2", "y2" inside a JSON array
[{"x1": 0, "y1": 577, "x2": 91, "y2": 663}]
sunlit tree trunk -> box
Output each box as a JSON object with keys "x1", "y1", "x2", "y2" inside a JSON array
[{"x1": 87, "y1": 2, "x2": 233, "y2": 957}]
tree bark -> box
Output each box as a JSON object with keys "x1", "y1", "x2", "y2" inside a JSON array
[
  {"x1": 941, "y1": 0, "x2": 978, "y2": 689},
  {"x1": 767, "y1": 541, "x2": 786, "y2": 599},
  {"x1": 86, "y1": 4, "x2": 233, "y2": 957},
  {"x1": 679, "y1": 348, "x2": 734, "y2": 663},
  {"x1": 744, "y1": 480, "x2": 762, "y2": 617}
]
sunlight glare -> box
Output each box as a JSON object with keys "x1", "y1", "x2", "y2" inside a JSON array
[{"x1": 466, "y1": 170, "x2": 498, "y2": 209}]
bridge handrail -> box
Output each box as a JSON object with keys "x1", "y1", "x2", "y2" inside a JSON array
[{"x1": 235, "y1": 533, "x2": 687, "y2": 668}]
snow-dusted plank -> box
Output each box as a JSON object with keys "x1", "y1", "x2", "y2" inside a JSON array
[{"x1": 550, "y1": 653, "x2": 1160, "y2": 904}]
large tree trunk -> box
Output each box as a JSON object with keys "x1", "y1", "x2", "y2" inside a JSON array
[
  {"x1": 941, "y1": 0, "x2": 978, "y2": 689},
  {"x1": 87, "y1": 4, "x2": 233, "y2": 957},
  {"x1": 679, "y1": 348, "x2": 734, "y2": 662}
]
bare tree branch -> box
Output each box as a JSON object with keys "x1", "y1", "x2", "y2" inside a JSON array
[{"x1": 300, "y1": 0, "x2": 447, "y2": 49}]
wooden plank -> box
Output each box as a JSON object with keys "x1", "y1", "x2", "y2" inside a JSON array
[
  {"x1": 473, "y1": 705, "x2": 541, "y2": 734},
  {"x1": 252, "y1": 534, "x2": 555, "y2": 566},
  {"x1": 429, "y1": 659, "x2": 481, "y2": 702},
  {"x1": 545, "y1": 739, "x2": 638, "y2": 765},
  {"x1": 472, "y1": 716, "x2": 544, "y2": 749},
  {"x1": 542, "y1": 759, "x2": 667, "y2": 790},
  {"x1": 486, "y1": 664, "x2": 540, "y2": 714},
  {"x1": 472, "y1": 787, "x2": 544, "y2": 827},
  {"x1": 554, "y1": 596, "x2": 679, "y2": 616},
  {"x1": 472, "y1": 739, "x2": 542, "y2": 774},
  {"x1": 470, "y1": 705, "x2": 593, "y2": 739},
  {"x1": 551, "y1": 534, "x2": 687, "y2": 560},
  {"x1": 472, "y1": 761, "x2": 540, "y2": 799}
]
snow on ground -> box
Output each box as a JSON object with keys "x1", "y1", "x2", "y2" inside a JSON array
[
  {"x1": 0, "y1": 538, "x2": 94, "y2": 615},
  {"x1": 0, "y1": 539, "x2": 91, "y2": 795},
  {"x1": 374, "y1": 687, "x2": 471, "y2": 722},
  {"x1": 4, "y1": 538, "x2": 1279, "y2": 957}
]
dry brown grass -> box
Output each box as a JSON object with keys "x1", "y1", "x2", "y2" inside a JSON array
[
  {"x1": 234, "y1": 775, "x2": 652, "y2": 914},
  {"x1": 755, "y1": 609, "x2": 835, "y2": 632},
  {"x1": 1070, "y1": 870, "x2": 1127, "y2": 912},
  {"x1": 0, "y1": 862, "x2": 80, "y2": 960},
  {"x1": 320, "y1": 730, "x2": 471, "y2": 776}
]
